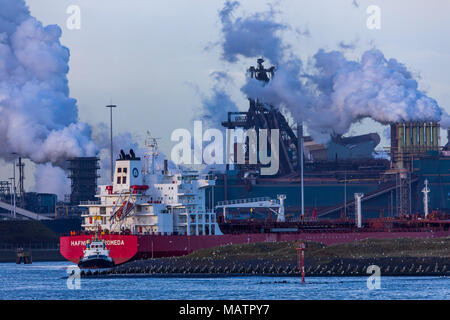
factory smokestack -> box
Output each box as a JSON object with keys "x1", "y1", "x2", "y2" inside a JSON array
[{"x1": 390, "y1": 121, "x2": 440, "y2": 168}]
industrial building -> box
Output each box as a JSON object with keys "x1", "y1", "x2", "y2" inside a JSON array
[
  {"x1": 67, "y1": 157, "x2": 100, "y2": 205},
  {"x1": 0, "y1": 156, "x2": 100, "y2": 222},
  {"x1": 0, "y1": 159, "x2": 57, "y2": 220},
  {"x1": 205, "y1": 59, "x2": 450, "y2": 222}
]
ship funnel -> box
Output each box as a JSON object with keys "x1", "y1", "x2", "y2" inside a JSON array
[{"x1": 113, "y1": 151, "x2": 142, "y2": 193}]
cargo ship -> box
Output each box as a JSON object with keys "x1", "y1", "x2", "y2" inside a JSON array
[
  {"x1": 60, "y1": 58, "x2": 450, "y2": 266},
  {"x1": 59, "y1": 135, "x2": 450, "y2": 266}
]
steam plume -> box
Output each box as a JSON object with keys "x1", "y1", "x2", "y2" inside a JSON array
[
  {"x1": 1, "y1": 1, "x2": 145, "y2": 199},
  {"x1": 217, "y1": 0, "x2": 450, "y2": 143},
  {"x1": 0, "y1": 0, "x2": 97, "y2": 165},
  {"x1": 198, "y1": 71, "x2": 239, "y2": 129},
  {"x1": 219, "y1": 0, "x2": 288, "y2": 64}
]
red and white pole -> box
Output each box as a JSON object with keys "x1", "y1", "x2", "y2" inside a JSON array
[
  {"x1": 301, "y1": 248, "x2": 305, "y2": 283},
  {"x1": 297, "y1": 242, "x2": 306, "y2": 283}
]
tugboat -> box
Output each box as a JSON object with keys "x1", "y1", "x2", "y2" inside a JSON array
[{"x1": 78, "y1": 234, "x2": 115, "y2": 269}]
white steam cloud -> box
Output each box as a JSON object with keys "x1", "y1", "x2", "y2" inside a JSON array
[
  {"x1": 306, "y1": 49, "x2": 444, "y2": 136},
  {"x1": 1, "y1": 0, "x2": 141, "y2": 200},
  {"x1": 219, "y1": 0, "x2": 287, "y2": 65},
  {"x1": 216, "y1": 1, "x2": 450, "y2": 143},
  {"x1": 0, "y1": 0, "x2": 100, "y2": 199},
  {"x1": 0, "y1": 0, "x2": 97, "y2": 164},
  {"x1": 33, "y1": 163, "x2": 70, "y2": 200},
  {"x1": 198, "y1": 71, "x2": 239, "y2": 129}
]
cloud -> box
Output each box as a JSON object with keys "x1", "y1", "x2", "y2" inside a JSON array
[
  {"x1": 212, "y1": 0, "x2": 450, "y2": 144},
  {"x1": 0, "y1": 0, "x2": 97, "y2": 165}
]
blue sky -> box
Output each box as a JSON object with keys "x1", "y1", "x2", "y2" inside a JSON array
[{"x1": 2, "y1": 0, "x2": 450, "y2": 190}]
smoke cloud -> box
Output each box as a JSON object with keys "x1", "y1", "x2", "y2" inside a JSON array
[
  {"x1": 0, "y1": 0, "x2": 97, "y2": 164},
  {"x1": 0, "y1": 0, "x2": 103, "y2": 199},
  {"x1": 198, "y1": 71, "x2": 239, "y2": 129},
  {"x1": 216, "y1": 0, "x2": 450, "y2": 143},
  {"x1": 198, "y1": 0, "x2": 293, "y2": 134},
  {"x1": 219, "y1": 0, "x2": 288, "y2": 64},
  {"x1": 0, "y1": 1, "x2": 146, "y2": 199},
  {"x1": 440, "y1": 113, "x2": 450, "y2": 129},
  {"x1": 33, "y1": 163, "x2": 70, "y2": 200},
  {"x1": 307, "y1": 49, "x2": 444, "y2": 135}
]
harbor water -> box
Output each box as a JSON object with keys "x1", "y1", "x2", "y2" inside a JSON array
[{"x1": 0, "y1": 261, "x2": 448, "y2": 300}]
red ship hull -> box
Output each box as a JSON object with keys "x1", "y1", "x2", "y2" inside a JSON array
[
  {"x1": 60, "y1": 230, "x2": 450, "y2": 265},
  {"x1": 60, "y1": 234, "x2": 138, "y2": 265}
]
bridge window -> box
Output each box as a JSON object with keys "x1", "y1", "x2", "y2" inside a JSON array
[
  {"x1": 117, "y1": 177, "x2": 121, "y2": 184},
  {"x1": 118, "y1": 168, "x2": 122, "y2": 173},
  {"x1": 123, "y1": 177, "x2": 127, "y2": 184}
]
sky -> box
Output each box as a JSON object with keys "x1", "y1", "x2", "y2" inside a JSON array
[{"x1": 1, "y1": 0, "x2": 450, "y2": 191}]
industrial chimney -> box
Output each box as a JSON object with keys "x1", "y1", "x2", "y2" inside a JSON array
[
  {"x1": 390, "y1": 121, "x2": 440, "y2": 169},
  {"x1": 67, "y1": 157, "x2": 100, "y2": 205}
]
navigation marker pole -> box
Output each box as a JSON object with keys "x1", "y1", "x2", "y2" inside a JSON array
[{"x1": 297, "y1": 242, "x2": 306, "y2": 283}]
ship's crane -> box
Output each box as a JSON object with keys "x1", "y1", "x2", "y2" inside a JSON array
[{"x1": 109, "y1": 189, "x2": 136, "y2": 231}]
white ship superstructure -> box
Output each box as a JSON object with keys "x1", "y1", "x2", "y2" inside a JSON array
[{"x1": 81, "y1": 134, "x2": 222, "y2": 236}]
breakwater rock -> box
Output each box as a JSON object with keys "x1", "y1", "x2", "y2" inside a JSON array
[
  {"x1": 81, "y1": 256, "x2": 450, "y2": 277},
  {"x1": 80, "y1": 238, "x2": 450, "y2": 277}
]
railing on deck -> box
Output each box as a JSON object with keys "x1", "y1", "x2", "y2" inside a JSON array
[
  {"x1": 79, "y1": 200, "x2": 102, "y2": 205},
  {"x1": 217, "y1": 197, "x2": 275, "y2": 206}
]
